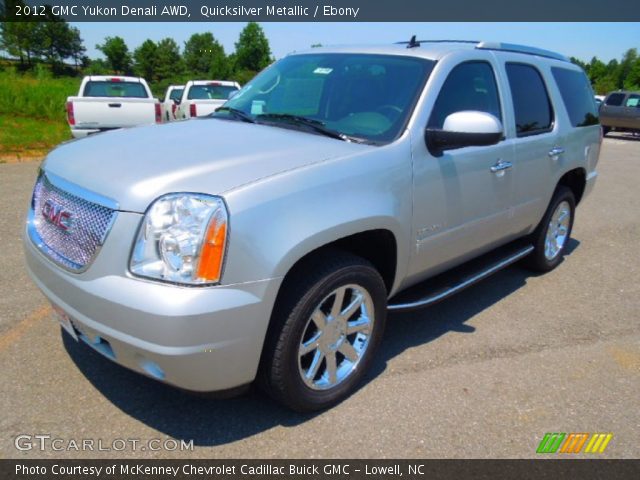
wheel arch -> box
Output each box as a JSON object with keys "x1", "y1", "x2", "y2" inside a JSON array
[{"x1": 557, "y1": 167, "x2": 586, "y2": 205}]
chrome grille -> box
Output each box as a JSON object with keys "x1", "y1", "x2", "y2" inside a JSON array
[{"x1": 29, "y1": 173, "x2": 117, "y2": 272}]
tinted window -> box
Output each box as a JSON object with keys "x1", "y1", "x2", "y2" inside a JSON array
[
  {"x1": 625, "y1": 94, "x2": 640, "y2": 108},
  {"x1": 506, "y1": 63, "x2": 553, "y2": 136},
  {"x1": 428, "y1": 61, "x2": 502, "y2": 128},
  {"x1": 605, "y1": 93, "x2": 625, "y2": 106},
  {"x1": 220, "y1": 54, "x2": 435, "y2": 144},
  {"x1": 169, "y1": 88, "x2": 183, "y2": 101},
  {"x1": 551, "y1": 67, "x2": 599, "y2": 127},
  {"x1": 83, "y1": 81, "x2": 148, "y2": 98},
  {"x1": 187, "y1": 84, "x2": 238, "y2": 100}
]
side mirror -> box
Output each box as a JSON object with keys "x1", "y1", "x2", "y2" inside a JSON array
[
  {"x1": 426, "y1": 111, "x2": 503, "y2": 155},
  {"x1": 173, "y1": 98, "x2": 181, "y2": 105}
]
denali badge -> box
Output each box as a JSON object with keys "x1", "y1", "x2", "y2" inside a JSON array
[{"x1": 42, "y1": 199, "x2": 73, "y2": 232}]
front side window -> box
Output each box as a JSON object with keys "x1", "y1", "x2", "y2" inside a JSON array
[
  {"x1": 551, "y1": 67, "x2": 599, "y2": 127},
  {"x1": 506, "y1": 63, "x2": 553, "y2": 136},
  {"x1": 428, "y1": 61, "x2": 502, "y2": 129},
  {"x1": 605, "y1": 93, "x2": 625, "y2": 107},
  {"x1": 83, "y1": 81, "x2": 148, "y2": 98},
  {"x1": 625, "y1": 94, "x2": 640, "y2": 108},
  {"x1": 218, "y1": 53, "x2": 435, "y2": 144}
]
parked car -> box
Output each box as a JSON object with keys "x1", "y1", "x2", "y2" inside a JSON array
[
  {"x1": 66, "y1": 75, "x2": 161, "y2": 138},
  {"x1": 175, "y1": 80, "x2": 240, "y2": 119},
  {"x1": 25, "y1": 40, "x2": 600, "y2": 411},
  {"x1": 600, "y1": 90, "x2": 640, "y2": 135},
  {"x1": 161, "y1": 85, "x2": 184, "y2": 122}
]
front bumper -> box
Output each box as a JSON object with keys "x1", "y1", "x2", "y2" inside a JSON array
[{"x1": 24, "y1": 222, "x2": 282, "y2": 392}]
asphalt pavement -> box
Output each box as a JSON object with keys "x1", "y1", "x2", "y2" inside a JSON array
[{"x1": 0, "y1": 134, "x2": 638, "y2": 458}]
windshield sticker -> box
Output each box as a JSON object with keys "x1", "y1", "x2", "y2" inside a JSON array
[{"x1": 313, "y1": 67, "x2": 333, "y2": 75}]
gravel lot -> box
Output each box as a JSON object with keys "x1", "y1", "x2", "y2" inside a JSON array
[{"x1": 1, "y1": 134, "x2": 638, "y2": 459}]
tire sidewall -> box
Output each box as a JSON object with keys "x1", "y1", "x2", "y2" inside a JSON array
[
  {"x1": 532, "y1": 187, "x2": 576, "y2": 271},
  {"x1": 277, "y1": 264, "x2": 387, "y2": 411}
]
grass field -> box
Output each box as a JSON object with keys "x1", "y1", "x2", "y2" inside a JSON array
[
  {"x1": 0, "y1": 69, "x2": 78, "y2": 160},
  {"x1": 0, "y1": 115, "x2": 70, "y2": 162}
]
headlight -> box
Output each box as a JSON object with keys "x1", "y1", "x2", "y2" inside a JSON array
[{"x1": 130, "y1": 193, "x2": 228, "y2": 285}]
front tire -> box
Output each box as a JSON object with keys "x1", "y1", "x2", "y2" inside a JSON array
[
  {"x1": 260, "y1": 251, "x2": 387, "y2": 412},
  {"x1": 525, "y1": 186, "x2": 575, "y2": 272}
]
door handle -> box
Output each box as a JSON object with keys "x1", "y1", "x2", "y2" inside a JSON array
[
  {"x1": 548, "y1": 146, "x2": 565, "y2": 160},
  {"x1": 490, "y1": 160, "x2": 513, "y2": 173},
  {"x1": 108, "y1": 103, "x2": 122, "y2": 108}
]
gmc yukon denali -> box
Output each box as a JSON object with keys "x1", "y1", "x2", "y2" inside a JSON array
[{"x1": 25, "y1": 40, "x2": 601, "y2": 411}]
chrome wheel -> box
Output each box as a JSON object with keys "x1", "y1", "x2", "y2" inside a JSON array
[
  {"x1": 298, "y1": 284, "x2": 375, "y2": 390},
  {"x1": 544, "y1": 200, "x2": 571, "y2": 260}
]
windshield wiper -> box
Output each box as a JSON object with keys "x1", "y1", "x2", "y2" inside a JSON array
[
  {"x1": 214, "y1": 106, "x2": 255, "y2": 123},
  {"x1": 256, "y1": 113, "x2": 351, "y2": 142}
]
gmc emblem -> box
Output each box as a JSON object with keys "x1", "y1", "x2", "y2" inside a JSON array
[{"x1": 42, "y1": 199, "x2": 73, "y2": 232}]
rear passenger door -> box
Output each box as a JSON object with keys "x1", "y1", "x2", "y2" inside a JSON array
[{"x1": 502, "y1": 62, "x2": 560, "y2": 234}]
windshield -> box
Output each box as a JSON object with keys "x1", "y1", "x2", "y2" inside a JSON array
[
  {"x1": 188, "y1": 84, "x2": 238, "y2": 100},
  {"x1": 216, "y1": 53, "x2": 434, "y2": 143}
]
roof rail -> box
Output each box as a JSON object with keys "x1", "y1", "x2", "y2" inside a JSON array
[
  {"x1": 476, "y1": 41, "x2": 569, "y2": 62},
  {"x1": 393, "y1": 39, "x2": 569, "y2": 62},
  {"x1": 395, "y1": 39, "x2": 479, "y2": 45}
]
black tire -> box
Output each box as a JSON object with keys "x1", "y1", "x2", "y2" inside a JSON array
[
  {"x1": 524, "y1": 186, "x2": 575, "y2": 272},
  {"x1": 602, "y1": 126, "x2": 611, "y2": 136},
  {"x1": 259, "y1": 250, "x2": 387, "y2": 412}
]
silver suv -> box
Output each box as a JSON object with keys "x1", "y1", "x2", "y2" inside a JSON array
[{"x1": 24, "y1": 40, "x2": 601, "y2": 411}]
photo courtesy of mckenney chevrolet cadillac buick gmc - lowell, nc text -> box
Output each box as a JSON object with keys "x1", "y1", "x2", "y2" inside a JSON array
[{"x1": 26, "y1": 39, "x2": 600, "y2": 411}]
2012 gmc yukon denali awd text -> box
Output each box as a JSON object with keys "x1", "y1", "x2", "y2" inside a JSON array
[{"x1": 24, "y1": 40, "x2": 601, "y2": 411}]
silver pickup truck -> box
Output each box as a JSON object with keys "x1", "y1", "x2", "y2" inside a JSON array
[{"x1": 25, "y1": 40, "x2": 600, "y2": 411}]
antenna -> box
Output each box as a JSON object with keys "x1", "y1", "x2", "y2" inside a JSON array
[{"x1": 406, "y1": 35, "x2": 420, "y2": 49}]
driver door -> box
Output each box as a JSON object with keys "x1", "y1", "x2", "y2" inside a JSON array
[{"x1": 408, "y1": 60, "x2": 517, "y2": 280}]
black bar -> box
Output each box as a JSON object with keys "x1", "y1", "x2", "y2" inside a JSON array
[
  {"x1": 2, "y1": 459, "x2": 640, "y2": 480},
  {"x1": 2, "y1": 0, "x2": 640, "y2": 22}
]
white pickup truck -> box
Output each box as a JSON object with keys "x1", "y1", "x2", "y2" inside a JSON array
[
  {"x1": 161, "y1": 85, "x2": 184, "y2": 122},
  {"x1": 66, "y1": 75, "x2": 162, "y2": 138},
  {"x1": 175, "y1": 80, "x2": 241, "y2": 120}
]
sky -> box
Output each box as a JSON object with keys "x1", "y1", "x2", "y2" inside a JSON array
[{"x1": 72, "y1": 22, "x2": 639, "y2": 64}]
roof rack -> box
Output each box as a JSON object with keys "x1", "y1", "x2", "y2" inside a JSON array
[
  {"x1": 394, "y1": 38, "x2": 569, "y2": 62},
  {"x1": 476, "y1": 41, "x2": 569, "y2": 62}
]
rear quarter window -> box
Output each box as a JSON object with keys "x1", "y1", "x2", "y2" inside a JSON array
[
  {"x1": 551, "y1": 67, "x2": 599, "y2": 127},
  {"x1": 506, "y1": 63, "x2": 554, "y2": 136},
  {"x1": 83, "y1": 81, "x2": 148, "y2": 98}
]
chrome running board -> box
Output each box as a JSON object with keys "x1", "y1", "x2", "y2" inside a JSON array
[{"x1": 388, "y1": 244, "x2": 534, "y2": 312}]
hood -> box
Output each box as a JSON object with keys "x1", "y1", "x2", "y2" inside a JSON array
[{"x1": 43, "y1": 119, "x2": 369, "y2": 212}]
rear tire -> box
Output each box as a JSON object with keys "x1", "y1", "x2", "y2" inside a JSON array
[
  {"x1": 525, "y1": 186, "x2": 575, "y2": 272},
  {"x1": 259, "y1": 251, "x2": 387, "y2": 412},
  {"x1": 602, "y1": 126, "x2": 611, "y2": 136}
]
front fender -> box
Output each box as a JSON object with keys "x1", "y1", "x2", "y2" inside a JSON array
[{"x1": 221, "y1": 138, "x2": 413, "y2": 295}]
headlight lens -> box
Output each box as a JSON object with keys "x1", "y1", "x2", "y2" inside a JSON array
[{"x1": 130, "y1": 193, "x2": 228, "y2": 285}]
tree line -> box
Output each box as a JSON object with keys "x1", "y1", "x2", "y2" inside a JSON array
[
  {"x1": 1, "y1": 10, "x2": 271, "y2": 95},
  {"x1": 570, "y1": 49, "x2": 640, "y2": 94}
]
